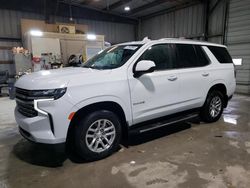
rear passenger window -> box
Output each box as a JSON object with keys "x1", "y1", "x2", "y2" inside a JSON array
[
  {"x1": 194, "y1": 45, "x2": 210, "y2": 66},
  {"x1": 138, "y1": 44, "x2": 175, "y2": 70},
  {"x1": 175, "y1": 44, "x2": 198, "y2": 68},
  {"x1": 207, "y1": 46, "x2": 233, "y2": 63}
]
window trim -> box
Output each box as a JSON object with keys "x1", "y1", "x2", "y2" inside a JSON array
[
  {"x1": 175, "y1": 44, "x2": 211, "y2": 70},
  {"x1": 206, "y1": 45, "x2": 233, "y2": 64},
  {"x1": 193, "y1": 45, "x2": 211, "y2": 67},
  {"x1": 133, "y1": 43, "x2": 177, "y2": 73},
  {"x1": 132, "y1": 43, "x2": 213, "y2": 74}
]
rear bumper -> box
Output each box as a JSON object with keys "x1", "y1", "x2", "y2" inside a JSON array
[{"x1": 15, "y1": 108, "x2": 66, "y2": 144}]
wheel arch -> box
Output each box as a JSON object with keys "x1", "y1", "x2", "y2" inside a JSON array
[
  {"x1": 206, "y1": 83, "x2": 228, "y2": 107},
  {"x1": 66, "y1": 101, "x2": 129, "y2": 146}
]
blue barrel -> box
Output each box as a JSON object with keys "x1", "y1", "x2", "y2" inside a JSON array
[{"x1": 8, "y1": 82, "x2": 15, "y2": 100}]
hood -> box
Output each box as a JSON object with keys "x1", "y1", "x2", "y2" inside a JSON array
[{"x1": 15, "y1": 67, "x2": 111, "y2": 90}]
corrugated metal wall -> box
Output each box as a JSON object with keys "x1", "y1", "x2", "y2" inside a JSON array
[
  {"x1": 140, "y1": 1, "x2": 227, "y2": 42},
  {"x1": 55, "y1": 15, "x2": 136, "y2": 44},
  {"x1": 226, "y1": 0, "x2": 250, "y2": 94},
  {"x1": 1, "y1": 1, "x2": 250, "y2": 94},
  {"x1": 140, "y1": 0, "x2": 250, "y2": 94},
  {"x1": 0, "y1": 10, "x2": 42, "y2": 75},
  {"x1": 140, "y1": 4, "x2": 204, "y2": 40},
  {"x1": 0, "y1": 10, "x2": 45, "y2": 39},
  {"x1": 0, "y1": 9, "x2": 136, "y2": 76},
  {"x1": 0, "y1": 41, "x2": 21, "y2": 75},
  {"x1": 207, "y1": 0, "x2": 226, "y2": 44},
  {"x1": 0, "y1": 9, "x2": 136, "y2": 44}
]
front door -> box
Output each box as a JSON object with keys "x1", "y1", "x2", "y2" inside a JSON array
[{"x1": 128, "y1": 44, "x2": 181, "y2": 124}]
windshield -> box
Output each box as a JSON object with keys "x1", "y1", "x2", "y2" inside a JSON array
[{"x1": 82, "y1": 45, "x2": 142, "y2": 69}]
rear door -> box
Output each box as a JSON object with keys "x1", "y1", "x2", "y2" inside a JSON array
[{"x1": 174, "y1": 44, "x2": 211, "y2": 110}]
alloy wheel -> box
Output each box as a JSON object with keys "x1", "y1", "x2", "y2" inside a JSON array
[
  {"x1": 85, "y1": 119, "x2": 116, "y2": 153},
  {"x1": 209, "y1": 96, "x2": 222, "y2": 118}
]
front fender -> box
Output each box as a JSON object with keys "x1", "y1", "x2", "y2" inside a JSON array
[{"x1": 72, "y1": 95, "x2": 133, "y2": 125}]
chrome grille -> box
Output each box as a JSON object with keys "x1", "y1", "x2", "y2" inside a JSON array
[{"x1": 15, "y1": 88, "x2": 38, "y2": 117}]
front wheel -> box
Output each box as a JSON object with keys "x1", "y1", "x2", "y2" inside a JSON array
[
  {"x1": 74, "y1": 110, "x2": 122, "y2": 161},
  {"x1": 200, "y1": 90, "x2": 224, "y2": 123}
]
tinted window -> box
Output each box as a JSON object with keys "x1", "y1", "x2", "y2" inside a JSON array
[
  {"x1": 138, "y1": 44, "x2": 175, "y2": 70},
  {"x1": 194, "y1": 45, "x2": 210, "y2": 66},
  {"x1": 207, "y1": 46, "x2": 233, "y2": 63},
  {"x1": 176, "y1": 44, "x2": 198, "y2": 68}
]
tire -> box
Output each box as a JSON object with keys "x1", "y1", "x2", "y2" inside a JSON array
[
  {"x1": 200, "y1": 90, "x2": 224, "y2": 123},
  {"x1": 74, "y1": 110, "x2": 122, "y2": 161}
]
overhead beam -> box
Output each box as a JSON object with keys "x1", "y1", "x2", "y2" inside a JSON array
[
  {"x1": 80, "y1": 0, "x2": 92, "y2": 5},
  {"x1": 62, "y1": 0, "x2": 138, "y2": 24},
  {"x1": 222, "y1": 0, "x2": 229, "y2": 44},
  {"x1": 0, "y1": 37, "x2": 21, "y2": 42},
  {"x1": 103, "y1": 0, "x2": 132, "y2": 11},
  {"x1": 129, "y1": 0, "x2": 171, "y2": 15},
  {"x1": 139, "y1": 0, "x2": 201, "y2": 19},
  {"x1": 203, "y1": 0, "x2": 209, "y2": 41},
  {"x1": 0, "y1": 0, "x2": 138, "y2": 24},
  {"x1": 44, "y1": 0, "x2": 55, "y2": 23},
  {"x1": 209, "y1": 0, "x2": 222, "y2": 15},
  {"x1": 0, "y1": 61, "x2": 13, "y2": 64}
]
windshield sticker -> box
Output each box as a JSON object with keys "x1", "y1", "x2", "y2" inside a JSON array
[{"x1": 124, "y1": 46, "x2": 138, "y2": 50}]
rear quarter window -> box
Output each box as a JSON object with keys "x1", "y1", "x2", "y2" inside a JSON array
[
  {"x1": 207, "y1": 46, "x2": 233, "y2": 63},
  {"x1": 194, "y1": 45, "x2": 210, "y2": 66}
]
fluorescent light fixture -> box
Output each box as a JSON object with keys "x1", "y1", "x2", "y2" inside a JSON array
[
  {"x1": 30, "y1": 30, "x2": 43, "y2": 37},
  {"x1": 87, "y1": 34, "x2": 97, "y2": 40},
  {"x1": 124, "y1": 6, "x2": 130, "y2": 11},
  {"x1": 233, "y1": 58, "x2": 242, "y2": 66}
]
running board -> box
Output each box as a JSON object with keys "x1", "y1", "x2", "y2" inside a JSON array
[{"x1": 129, "y1": 113, "x2": 199, "y2": 134}]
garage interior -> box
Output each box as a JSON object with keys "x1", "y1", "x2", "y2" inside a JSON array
[{"x1": 0, "y1": 0, "x2": 250, "y2": 187}]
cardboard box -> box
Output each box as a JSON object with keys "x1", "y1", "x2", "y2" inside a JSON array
[{"x1": 21, "y1": 19, "x2": 88, "y2": 36}]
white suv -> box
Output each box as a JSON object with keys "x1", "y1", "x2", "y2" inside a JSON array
[{"x1": 14, "y1": 38, "x2": 236, "y2": 160}]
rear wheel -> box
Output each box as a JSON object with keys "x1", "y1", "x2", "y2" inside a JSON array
[
  {"x1": 200, "y1": 90, "x2": 224, "y2": 123},
  {"x1": 74, "y1": 110, "x2": 122, "y2": 161}
]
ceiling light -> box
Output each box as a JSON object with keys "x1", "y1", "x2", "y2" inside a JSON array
[
  {"x1": 124, "y1": 6, "x2": 130, "y2": 11},
  {"x1": 30, "y1": 30, "x2": 43, "y2": 37},
  {"x1": 87, "y1": 34, "x2": 97, "y2": 40}
]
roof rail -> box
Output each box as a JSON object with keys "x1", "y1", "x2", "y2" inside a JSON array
[
  {"x1": 142, "y1": 37, "x2": 151, "y2": 42},
  {"x1": 159, "y1": 38, "x2": 177, "y2": 40}
]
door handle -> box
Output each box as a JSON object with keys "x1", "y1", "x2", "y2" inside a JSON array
[
  {"x1": 167, "y1": 75, "x2": 178, "y2": 81},
  {"x1": 202, "y1": 72, "x2": 209, "y2": 77}
]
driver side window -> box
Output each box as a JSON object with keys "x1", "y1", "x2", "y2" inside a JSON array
[{"x1": 138, "y1": 44, "x2": 175, "y2": 71}]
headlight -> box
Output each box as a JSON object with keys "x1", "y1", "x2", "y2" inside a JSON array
[{"x1": 32, "y1": 88, "x2": 67, "y2": 100}]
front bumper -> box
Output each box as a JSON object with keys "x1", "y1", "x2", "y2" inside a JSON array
[{"x1": 15, "y1": 107, "x2": 66, "y2": 144}]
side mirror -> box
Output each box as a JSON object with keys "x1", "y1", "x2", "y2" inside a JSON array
[{"x1": 134, "y1": 60, "x2": 156, "y2": 78}]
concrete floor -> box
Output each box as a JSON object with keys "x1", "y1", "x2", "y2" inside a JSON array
[{"x1": 0, "y1": 95, "x2": 250, "y2": 188}]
